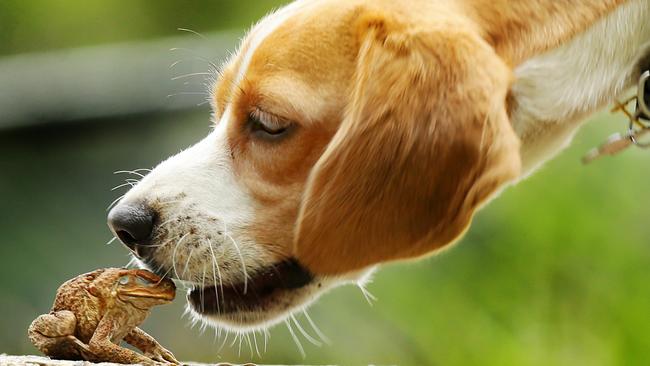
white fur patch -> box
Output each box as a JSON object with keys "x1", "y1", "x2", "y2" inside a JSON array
[{"x1": 121, "y1": 110, "x2": 271, "y2": 287}]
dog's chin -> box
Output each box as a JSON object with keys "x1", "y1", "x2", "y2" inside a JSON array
[
  {"x1": 135, "y1": 254, "x2": 376, "y2": 330},
  {"x1": 185, "y1": 259, "x2": 329, "y2": 330},
  {"x1": 187, "y1": 283, "x2": 330, "y2": 331},
  {"x1": 184, "y1": 261, "x2": 377, "y2": 331}
]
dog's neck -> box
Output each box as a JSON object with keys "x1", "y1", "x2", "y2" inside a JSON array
[
  {"x1": 505, "y1": 0, "x2": 650, "y2": 175},
  {"x1": 464, "y1": 0, "x2": 626, "y2": 65}
]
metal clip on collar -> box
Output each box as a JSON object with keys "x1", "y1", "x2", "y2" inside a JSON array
[
  {"x1": 637, "y1": 70, "x2": 650, "y2": 120},
  {"x1": 630, "y1": 70, "x2": 650, "y2": 148},
  {"x1": 582, "y1": 70, "x2": 650, "y2": 163}
]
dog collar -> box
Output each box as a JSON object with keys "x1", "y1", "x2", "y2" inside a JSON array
[
  {"x1": 582, "y1": 68, "x2": 650, "y2": 164},
  {"x1": 637, "y1": 69, "x2": 650, "y2": 121}
]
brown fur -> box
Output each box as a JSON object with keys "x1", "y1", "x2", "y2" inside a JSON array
[
  {"x1": 294, "y1": 13, "x2": 521, "y2": 273},
  {"x1": 464, "y1": 0, "x2": 626, "y2": 65},
  {"x1": 211, "y1": 0, "x2": 626, "y2": 275}
]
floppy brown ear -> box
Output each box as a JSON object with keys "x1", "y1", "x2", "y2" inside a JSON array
[{"x1": 294, "y1": 16, "x2": 521, "y2": 275}]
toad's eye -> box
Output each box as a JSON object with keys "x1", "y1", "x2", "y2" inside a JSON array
[
  {"x1": 118, "y1": 276, "x2": 130, "y2": 285},
  {"x1": 247, "y1": 111, "x2": 292, "y2": 141},
  {"x1": 135, "y1": 276, "x2": 151, "y2": 286}
]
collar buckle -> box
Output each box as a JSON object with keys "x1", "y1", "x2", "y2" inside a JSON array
[
  {"x1": 583, "y1": 70, "x2": 650, "y2": 163},
  {"x1": 635, "y1": 70, "x2": 650, "y2": 123},
  {"x1": 626, "y1": 70, "x2": 650, "y2": 148}
]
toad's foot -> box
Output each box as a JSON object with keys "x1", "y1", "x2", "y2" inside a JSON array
[
  {"x1": 125, "y1": 327, "x2": 179, "y2": 364},
  {"x1": 145, "y1": 345, "x2": 179, "y2": 364}
]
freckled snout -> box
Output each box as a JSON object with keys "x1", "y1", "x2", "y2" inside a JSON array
[{"x1": 108, "y1": 203, "x2": 156, "y2": 251}]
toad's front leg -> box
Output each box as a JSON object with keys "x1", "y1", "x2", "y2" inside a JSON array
[
  {"x1": 125, "y1": 327, "x2": 179, "y2": 364},
  {"x1": 88, "y1": 316, "x2": 158, "y2": 365}
]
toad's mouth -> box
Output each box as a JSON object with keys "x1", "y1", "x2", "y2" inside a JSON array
[{"x1": 187, "y1": 258, "x2": 313, "y2": 315}]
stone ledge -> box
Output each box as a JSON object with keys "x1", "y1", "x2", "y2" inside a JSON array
[{"x1": 0, "y1": 355, "x2": 260, "y2": 366}]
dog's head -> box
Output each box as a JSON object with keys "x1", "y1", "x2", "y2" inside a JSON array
[{"x1": 108, "y1": 0, "x2": 520, "y2": 330}]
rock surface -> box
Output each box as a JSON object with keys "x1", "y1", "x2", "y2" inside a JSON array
[{"x1": 0, "y1": 355, "x2": 260, "y2": 366}]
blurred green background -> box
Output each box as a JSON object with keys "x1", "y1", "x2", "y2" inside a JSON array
[{"x1": 1, "y1": 1, "x2": 649, "y2": 365}]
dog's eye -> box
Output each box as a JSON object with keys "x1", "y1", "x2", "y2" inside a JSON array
[{"x1": 248, "y1": 110, "x2": 292, "y2": 141}]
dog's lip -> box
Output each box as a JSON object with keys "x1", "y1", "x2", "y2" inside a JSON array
[{"x1": 187, "y1": 258, "x2": 313, "y2": 315}]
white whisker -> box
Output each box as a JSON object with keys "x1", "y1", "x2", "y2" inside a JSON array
[
  {"x1": 182, "y1": 303, "x2": 192, "y2": 318},
  {"x1": 200, "y1": 264, "x2": 208, "y2": 314},
  {"x1": 157, "y1": 217, "x2": 177, "y2": 229},
  {"x1": 214, "y1": 248, "x2": 225, "y2": 305},
  {"x1": 124, "y1": 256, "x2": 138, "y2": 268},
  {"x1": 106, "y1": 237, "x2": 117, "y2": 245},
  {"x1": 177, "y1": 27, "x2": 208, "y2": 40},
  {"x1": 199, "y1": 320, "x2": 208, "y2": 335},
  {"x1": 167, "y1": 92, "x2": 209, "y2": 99},
  {"x1": 218, "y1": 331, "x2": 229, "y2": 353},
  {"x1": 292, "y1": 314, "x2": 322, "y2": 347},
  {"x1": 113, "y1": 170, "x2": 145, "y2": 178},
  {"x1": 230, "y1": 332, "x2": 239, "y2": 347},
  {"x1": 237, "y1": 332, "x2": 243, "y2": 357},
  {"x1": 285, "y1": 319, "x2": 306, "y2": 358},
  {"x1": 182, "y1": 80, "x2": 208, "y2": 87},
  {"x1": 106, "y1": 194, "x2": 125, "y2": 211},
  {"x1": 158, "y1": 266, "x2": 174, "y2": 281},
  {"x1": 303, "y1": 310, "x2": 330, "y2": 345},
  {"x1": 169, "y1": 59, "x2": 184, "y2": 69},
  {"x1": 182, "y1": 247, "x2": 195, "y2": 277},
  {"x1": 170, "y1": 72, "x2": 213, "y2": 81},
  {"x1": 169, "y1": 47, "x2": 219, "y2": 70},
  {"x1": 245, "y1": 333, "x2": 253, "y2": 359},
  {"x1": 207, "y1": 239, "x2": 221, "y2": 314},
  {"x1": 253, "y1": 331, "x2": 261, "y2": 358},
  {"x1": 223, "y1": 223, "x2": 248, "y2": 294},
  {"x1": 110, "y1": 182, "x2": 134, "y2": 191},
  {"x1": 358, "y1": 284, "x2": 377, "y2": 306},
  {"x1": 172, "y1": 233, "x2": 190, "y2": 279},
  {"x1": 173, "y1": 278, "x2": 194, "y2": 290},
  {"x1": 189, "y1": 316, "x2": 198, "y2": 329}
]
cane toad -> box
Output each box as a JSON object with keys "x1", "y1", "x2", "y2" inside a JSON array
[{"x1": 28, "y1": 268, "x2": 178, "y2": 365}]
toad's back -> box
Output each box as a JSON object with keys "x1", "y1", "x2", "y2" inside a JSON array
[{"x1": 51, "y1": 268, "x2": 108, "y2": 342}]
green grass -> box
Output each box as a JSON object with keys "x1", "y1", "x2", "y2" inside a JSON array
[
  {"x1": 0, "y1": 0, "x2": 288, "y2": 56},
  {"x1": 1, "y1": 2, "x2": 649, "y2": 364},
  {"x1": 1, "y1": 110, "x2": 649, "y2": 365}
]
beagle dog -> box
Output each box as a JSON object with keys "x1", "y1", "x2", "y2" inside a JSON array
[{"x1": 108, "y1": 0, "x2": 650, "y2": 331}]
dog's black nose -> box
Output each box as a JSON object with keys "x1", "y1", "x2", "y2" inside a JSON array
[{"x1": 107, "y1": 203, "x2": 155, "y2": 250}]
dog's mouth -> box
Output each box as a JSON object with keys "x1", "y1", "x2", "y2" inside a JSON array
[{"x1": 187, "y1": 258, "x2": 314, "y2": 316}]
